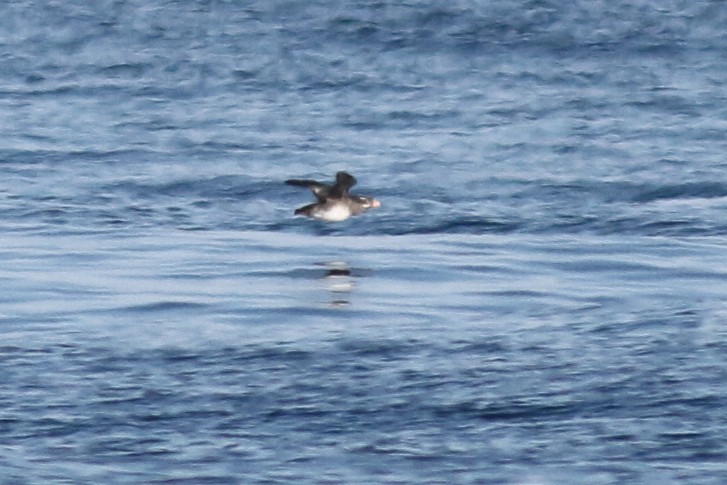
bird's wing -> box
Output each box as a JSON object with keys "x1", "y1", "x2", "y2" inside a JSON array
[
  {"x1": 328, "y1": 171, "x2": 357, "y2": 198},
  {"x1": 285, "y1": 179, "x2": 329, "y2": 202}
]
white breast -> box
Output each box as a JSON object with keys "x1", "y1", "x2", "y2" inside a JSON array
[{"x1": 313, "y1": 203, "x2": 352, "y2": 222}]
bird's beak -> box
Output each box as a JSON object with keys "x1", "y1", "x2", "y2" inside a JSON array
[{"x1": 371, "y1": 199, "x2": 381, "y2": 208}]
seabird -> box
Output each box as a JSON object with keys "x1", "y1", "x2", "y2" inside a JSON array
[{"x1": 285, "y1": 171, "x2": 380, "y2": 222}]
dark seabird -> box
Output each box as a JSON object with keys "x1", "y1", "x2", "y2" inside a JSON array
[{"x1": 285, "y1": 171, "x2": 380, "y2": 222}]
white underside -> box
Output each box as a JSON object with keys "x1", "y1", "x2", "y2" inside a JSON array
[{"x1": 312, "y1": 204, "x2": 352, "y2": 222}]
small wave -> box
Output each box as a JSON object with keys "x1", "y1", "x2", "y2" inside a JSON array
[
  {"x1": 113, "y1": 301, "x2": 210, "y2": 313},
  {"x1": 632, "y1": 182, "x2": 727, "y2": 203}
]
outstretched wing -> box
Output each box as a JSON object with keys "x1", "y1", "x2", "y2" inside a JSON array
[
  {"x1": 328, "y1": 171, "x2": 357, "y2": 198},
  {"x1": 293, "y1": 202, "x2": 319, "y2": 217},
  {"x1": 285, "y1": 179, "x2": 330, "y2": 202}
]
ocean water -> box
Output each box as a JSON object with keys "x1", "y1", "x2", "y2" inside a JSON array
[{"x1": 2, "y1": 1, "x2": 727, "y2": 483}]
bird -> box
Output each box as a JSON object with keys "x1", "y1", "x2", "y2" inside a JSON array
[{"x1": 285, "y1": 171, "x2": 380, "y2": 222}]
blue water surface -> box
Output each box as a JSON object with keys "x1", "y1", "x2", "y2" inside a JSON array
[{"x1": 1, "y1": 1, "x2": 727, "y2": 483}]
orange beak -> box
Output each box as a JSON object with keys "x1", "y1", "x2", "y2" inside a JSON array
[{"x1": 371, "y1": 199, "x2": 381, "y2": 208}]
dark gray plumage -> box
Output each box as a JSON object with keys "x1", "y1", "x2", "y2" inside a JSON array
[{"x1": 285, "y1": 171, "x2": 380, "y2": 222}]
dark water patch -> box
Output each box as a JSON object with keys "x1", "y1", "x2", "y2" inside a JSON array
[
  {"x1": 632, "y1": 182, "x2": 727, "y2": 203},
  {"x1": 227, "y1": 345, "x2": 314, "y2": 366},
  {"x1": 335, "y1": 337, "x2": 423, "y2": 361},
  {"x1": 450, "y1": 338, "x2": 510, "y2": 355},
  {"x1": 379, "y1": 216, "x2": 523, "y2": 236},
  {"x1": 625, "y1": 93, "x2": 705, "y2": 118},
  {"x1": 0, "y1": 148, "x2": 149, "y2": 165},
  {"x1": 433, "y1": 398, "x2": 577, "y2": 422},
  {"x1": 589, "y1": 308, "x2": 703, "y2": 336},
  {"x1": 105, "y1": 175, "x2": 277, "y2": 201},
  {"x1": 112, "y1": 301, "x2": 210, "y2": 314},
  {"x1": 98, "y1": 62, "x2": 149, "y2": 79},
  {"x1": 548, "y1": 257, "x2": 661, "y2": 275}
]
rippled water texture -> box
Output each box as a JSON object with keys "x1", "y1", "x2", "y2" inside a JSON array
[{"x1": 2, "y1": 1, "x2": 727, "y2": 483}]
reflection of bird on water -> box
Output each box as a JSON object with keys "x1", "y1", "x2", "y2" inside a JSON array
[
  {"x1": 286, "y1": 171, "x2": 380, "y2": 222},
  {"x1": 320, "y1": 261, "x2": 354, "y2": 307}
]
